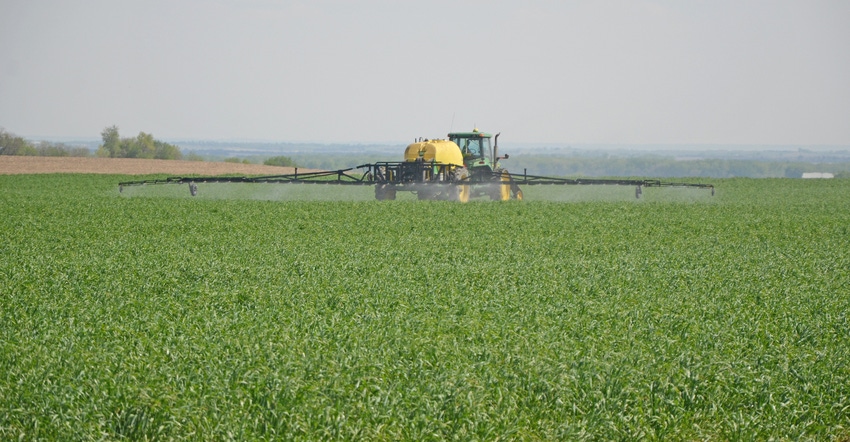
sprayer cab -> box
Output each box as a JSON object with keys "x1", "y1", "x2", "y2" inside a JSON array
[{"x1": 449, "y1": 129, "x2": 504, "y2": 173}]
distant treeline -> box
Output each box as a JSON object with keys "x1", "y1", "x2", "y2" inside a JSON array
[
  {"x1": 0, "y1": 129, "x2": 91, "y2": 157},
  {"x1": 1, "y1": 128, "x2": 302, "y2": 167},
  {"x1": 0, "y1": 126, "x2": 184, "y2": 160}
]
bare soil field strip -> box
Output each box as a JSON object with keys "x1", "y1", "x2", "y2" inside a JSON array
[{"x1": 0, "y1": 156, "x2": 319, "y2": 176}]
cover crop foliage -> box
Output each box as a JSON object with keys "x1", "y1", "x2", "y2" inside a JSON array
[{"x1": 1, "y1": 175, "x2": 848, "y2": 440}]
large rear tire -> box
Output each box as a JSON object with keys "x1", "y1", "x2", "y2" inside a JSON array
[
  {"x1": 499, "y1": 171, "x2": 511, "y2": 201},
  {"x1": 510, "y1": 178, "x2": 523, "y2": 200},
  {"x1": 490, "y1": 170, "x2": 511, "y2": 201}
]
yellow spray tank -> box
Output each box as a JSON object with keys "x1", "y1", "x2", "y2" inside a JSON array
[
  {"x1": 387, "y1": 138, "x2": 471, "y2": 201},
  {"x1": 403, "y1": 139, "x2": 464, "y2": 166}
]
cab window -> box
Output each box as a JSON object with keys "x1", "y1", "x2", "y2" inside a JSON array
[{"x1": 454, "y1": 137, "x2": 490, "y2": 159}]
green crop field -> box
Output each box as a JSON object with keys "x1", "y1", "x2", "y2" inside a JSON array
[{"x1": 2, "y1": 174, "x2": 849, "y2": 440}]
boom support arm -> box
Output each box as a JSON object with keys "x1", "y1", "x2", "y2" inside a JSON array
[
  {"x1": 511, "y1": 170, "x2": 714, "y2": 195},
  {"x1": 119, "y1": 168, "x2": 371, "y2": 192}
]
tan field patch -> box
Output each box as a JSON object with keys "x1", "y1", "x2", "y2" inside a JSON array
[{"x1": 0, "y1": 156, "x2": 319, "y2": 176}]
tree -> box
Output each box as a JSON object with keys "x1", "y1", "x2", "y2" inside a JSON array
[
  {"x1": 97, "y1": 125, "x2": 121, "y2": 157},
  {"x1": 95, "y1": 126, "x2": 182, "y2": 159},
  {"x1": 132, "y1": 132, "x2": 156, "y2": 159},
  {"x1": 185, "y1": 152, "x2": 205, "y2": 162},
  {"x1": 0, "y1": 129, "x2": 36, "y2": 155},
  {"x1": 35, "y1": 141, "x2": 70, "y2": 157},
  {"x1": 154, "y1": 140, "x2": 182, "y2": 160}
]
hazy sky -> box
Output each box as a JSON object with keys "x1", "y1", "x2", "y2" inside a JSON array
[{"x1": 2, "y1": 0, "x2": 849, "y2": 145}]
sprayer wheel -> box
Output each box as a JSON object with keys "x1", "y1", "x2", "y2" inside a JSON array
[
  {"x1": 375, "y1": 184, "x2": 396, "y2": 200},
  {"x1": 458, "y1": 184, "x2": 470, "y2": 203},
  {"x1": 490, "y1": 171, "x2": 511, "y2": 201},
  {"x1": 452, "y1": 168, "x2": 470, "y2": 203},
  {"x1": 499, "y1": 174, "x2": 511, "y2": 201}
]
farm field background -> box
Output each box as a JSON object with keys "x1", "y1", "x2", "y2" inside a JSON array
[{"x1": 1, "y1": 174, "x2": 849, "y2": 440}]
